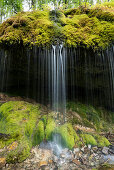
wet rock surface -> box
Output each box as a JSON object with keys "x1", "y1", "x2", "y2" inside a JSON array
[{"x1": 1, "y1": 143, "x2": 114, "y2": 170}]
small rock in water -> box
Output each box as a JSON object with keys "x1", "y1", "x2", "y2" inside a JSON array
[
  {"x1": 102, "y1": 147, "x2": 109, "y2": 155},
  {"x1": 81, "y1": 147, "x2": 85, "y2": 152},
  {"x1": 60, "y1": 153, "x2": 66, "y2": 158},
  {"x1": 109, "y1": 145, "x2": 114, "y2": 154},
  {"x1": 62, "y1": 148, "x2": 69, "y2": 154},
  {"x1": 88, "y1": 145, "x2": 91, "y2": 149},
  {"x1": 72, "y1": 159, "x2": 80, "y2": 165},
  {"x1": 73, "y1": 148, "x2": 80, "y2": 153},
  {"x1": 53, "y1": 155, "x2": 58, "y2": 163}
]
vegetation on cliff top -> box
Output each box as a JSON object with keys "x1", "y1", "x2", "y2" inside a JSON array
[{"x1": 0, "y1": 2, "x2": 114, "y2": 49}]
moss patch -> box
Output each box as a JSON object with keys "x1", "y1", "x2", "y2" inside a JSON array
[
  {"x1": 0, "y1": 101, "x2": 41, "y2": 162},
  {"x1": 45, "y1": 117, "x2": 56, "y2": 140},
  {"x1": 0, "y1": 11, "x2": 55, "y2": 47},
  {"x1": 94, "y1": 135, "x2": 110, "y2": 147},
  {"x1": 55, "y1": 123, "x2": 79, "y2": 149},
  {"x1": 67, "y1": 102, "x2": 101, "y2": 131},
  {"x1": 80, "y1": 134, "x2": 97, "y2": 146},
  {"x1": 67, "y1": 101, "x2": 114, "y2": 133}
]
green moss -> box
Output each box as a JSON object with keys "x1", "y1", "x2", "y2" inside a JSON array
[
  {"x1": 62, "y1": 14, "x2": 114, "y2": 49},
  {"x1": 0, "y1": 101, "x2": 41, "y2": 162},
  {"x1": 0, "y1": 3, "x2": 113, "y2": 49},
  {"x1": 94, "y1": 135, "x2": 110, "y2": 147},
  {"x1": 0, "y1": 101, "x2": 40, "y2": 138},
  {"x1": 6, "y1": 139, "x2": 31, "y2": 163},
  {"x1": 81, "y1": 134, "x2": 97, "y2": 146},
  {"x1": 67, "y1": 102, "x2": 101, "y2": 130},
  {"x1": 45, "y1": 117, "x2": 56, "y2": 140},
  {"x1": 55, "y1": 123, "x2": 79, "y2": 149},
  {"x1": 32, "y1": 120, "x2": 45, "y2": 146},
  {"x1": 0, "y1": 10, "x2": 55, "y2": 47}
]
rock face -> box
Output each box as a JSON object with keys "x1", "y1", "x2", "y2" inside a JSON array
[{"x1": 102, "y1": 147, "x2": 109, "y2": 155}]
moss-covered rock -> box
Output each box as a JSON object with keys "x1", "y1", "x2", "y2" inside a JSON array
[
  {"x1": 80, "y1": 134, "x2": 97, "y2": 146},
  {"x1": 55, "y1": 123, "x2": 79, "y2": 149},
  {"x1": 32, "y1": 120, "x2": 45, "y2": 146},
  {"x1": 6, "y1": 139, "x2": 31, "y2": 163},
  {"x1": 94, "y1": 135, "x2": 110, "y2": 147},
  {"x1": 45, "y1": 117, "x2": 56, "y2": 140},
  {"x1": 0, "y1": 3, "x2": 113, "y2": 49},
  {"x1": 67, "y1": 102, "x2": 101, "y2": 131},
  {"x1": 0, "y1": 101, "x2": 41, "y2": 162},
  {"x1": 0, "y1": 10, "x2": 55, "y2": 47}
]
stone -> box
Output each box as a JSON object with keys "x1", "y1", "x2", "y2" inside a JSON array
[
  {"x1": 102, "y1": 147, "x2": 109, "y2": 155},
  {"x1": 84, "y1": 147, "x2": 89, "y2": 154},
  {"x1": 48, "y1": 160, "x2": 53, "y2": 164},
  {"x1": 60, "y1": 153, "x2": 66, "y2": 158},
  {"x1": 92, "y1": 146, "x2": 98, "y2": 153},
  {"x1": 38, "y1": 161, "x2": 48, "y2": 167},
  {"x1": 73, "y1": 148, "x2": 80, "y2": 153},
  {"x1": 32, "y1": 148, "x2": 52, "y2": 161},
  {"x1": 91, "y1": 162, "x2": 95, "y2": 166},
  {"x1": 72, "y1": 159, "x2": 80, "y2": 165},
  {"x1": 62, "y1": 148, "x2": 69, "y2": 154},
  {"x1": 88, "y1": 145, "x2": 91, "y2": 149},
  {"x1": 81, "y1": 147, "x2": 85, "y2": 152},
  {"x1": 0, "y1": 157, "x2": 6, "y2": 168},
  {"x1": 53, "y1": 155, "x2": 58, "y2": 163}
]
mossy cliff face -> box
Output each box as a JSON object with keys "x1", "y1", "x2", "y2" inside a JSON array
[
  {"x1": 0, "y1": 101, "x2": 111, "y2": 163},
  {"x1": 0, "y1": 3, "x2": 114, "y2": 49}
]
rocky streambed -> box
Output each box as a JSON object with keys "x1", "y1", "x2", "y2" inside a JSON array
[{"x1": 1, "y1": 142, "x2": 114, "y2": 170}]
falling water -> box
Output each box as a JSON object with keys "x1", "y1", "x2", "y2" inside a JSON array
[
  {"x1": 0, "y1": 45, "x2": 113, "y2": 111},
  {"x1": 52, "y1": 45, "x2": 66, "y2": 121}
]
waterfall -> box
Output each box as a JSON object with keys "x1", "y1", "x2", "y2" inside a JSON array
[
  {"x1": 0, "y1": 45, "x2": 113, "y2": 111},
  {"x1": 52, "y1": 45, "x2": 66, "y2": 122},
  {"x1": 25, "y1": 45, "x2": 67, "y2": 121}
]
